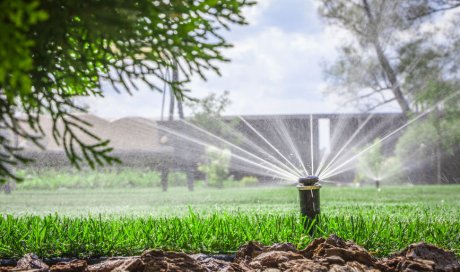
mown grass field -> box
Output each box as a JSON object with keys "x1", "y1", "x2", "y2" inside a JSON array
[{"x1": 1, "y1": 185, "x2": 459, "y2": 259}]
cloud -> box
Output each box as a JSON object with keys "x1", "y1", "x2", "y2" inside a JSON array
[
  {"x1": 186, "y1": 17, "x2": 353, "y2": 115},
  {"x1": 255, "y1": 0, "x2": 322, "y2": 34}
]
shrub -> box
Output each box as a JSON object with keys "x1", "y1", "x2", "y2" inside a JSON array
[
  {"x1": 198, "y1": 146, "x2": 231, "y2": 188},
  {"x1": 354, "y1": 139, "x2": 385, "y2": 184},
  {"x1": 239, "y1": 176, "x2": 258, "y2": 187},
  {"x1": 16, "y1": 168, "x2": 162, "y2": 189},
  {"x1": 168, "y1": 172, "x2": 188, "y2": 187}
]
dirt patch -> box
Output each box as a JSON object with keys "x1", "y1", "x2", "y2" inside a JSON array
[{"x1": 1, "y1": 235, "x2": 458, "y2": 272}]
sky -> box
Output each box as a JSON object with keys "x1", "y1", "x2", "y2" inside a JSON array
[{"x1": 82, "y1": 0, "x2": 382, "y2": 119}]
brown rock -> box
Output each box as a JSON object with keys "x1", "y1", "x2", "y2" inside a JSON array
[
  {"x1": 235, "y1": 241, "x2": 264, "y2": 261},
  {"x1": 300, "y1": 237, "x2": 326, "y2": 259},
  {"x1": 323, "y1": 256, "x2": 346, "y2": 266},
  {"x1": 380, "y1": 242, "x2": 460, "y2": 272},
  {"x1": 2, "y1": 236, "x2": 459, "y2": 272},
  {"x1": 280, "y1": 259, "x2": 328, "y2": 272},
  {"x1": 396, "y1": 258, "x2": 435, "y2": 272},
  {"x1": 249, "y1": 251, "x2": 304, "y2": 269},
  {"x1": 141, "y1": 249, "x2": 206, "y2": 271},
  {"x1": 299, "y1": 235, "x2": 378, "y2": 269},
  {"x1": 14, "y1": 253, "x2": 49, "y2": 272},
  {"x1": 332, "y1": 261, "x2": 380, "y2": 272},
  {"x1": 192, "y1": 254, "x2": 239, "y2": 272},
  {"x1": 50, "y1": 260, "x2": 87, "y2": 272},
  {"x1": 87, "y1": 257, "x2": 143, "y2": 272},
  {"x1": 266, "y1": 243, "x2": 297, "y2": 253},
  {"x1": 324, "y1": 247, "x2": 375, "y2": 266}
]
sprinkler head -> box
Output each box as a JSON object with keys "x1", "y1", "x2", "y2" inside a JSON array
[
  {"x1": 297, "y1": 175, "x2": 321, "y2": 235},
  {"x1": 298, "y1": 175, "x2": 319, "y2": 186}
]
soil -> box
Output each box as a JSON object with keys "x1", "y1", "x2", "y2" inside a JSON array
[{"x1": 1, "y1": 235, "x2": 459, "y2": 272}]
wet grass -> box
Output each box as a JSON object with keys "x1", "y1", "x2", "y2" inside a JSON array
[{"x1": 0, "y1": 185, "x2": 459, "y2": 258}]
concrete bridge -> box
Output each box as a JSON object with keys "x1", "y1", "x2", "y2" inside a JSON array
[
  {"x1": 157, "y1": 113, "x2": 407, "y2": 188},
  {"x1": 17, "y1": 112, "x2": 459, "y2": 187}
]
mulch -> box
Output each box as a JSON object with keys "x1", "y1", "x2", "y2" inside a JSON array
[{"x1": 1, "y1": 235, "x2": 459, "y2": 271}]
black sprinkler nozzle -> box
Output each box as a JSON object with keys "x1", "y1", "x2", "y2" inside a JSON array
[
  {"x1": 297, "y1": 176, "x2": 321, "y2": 226},
  {"x1": 298, "y1": 175, "x2": 319, "y2": 186}
]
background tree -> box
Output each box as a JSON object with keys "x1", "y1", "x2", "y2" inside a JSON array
[
  {"x1": 186, "y1": 90, "x2": 232, "y2": 131},
  {"x1": 186, "y1": 91, "x2": 235, "y2": 188},
  {"x1": 0, "y1": 0, "x2": 254, "y2": 184},
  {"x1": 406, "y1": 0, "x2": 460, "y2": 19},
  {"x1": 354, "y1": 138, "x2": 384, "y2": 184},
  {"x1": 319, "y1": 0, "x2": 460, "y2": 184},
  {"x1": 354, "y1": 138, "x2": 404, "y2": 185},
  {"x1": 318, "y1": 0, "x2": 460, "y2": 115}
]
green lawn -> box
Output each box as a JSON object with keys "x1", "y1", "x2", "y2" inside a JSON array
[
  {"x1": 0, "y1": 185, "x2": 459, "y2": 258},
  {"x1": 1, "y1": 185, "x2": 458, "y2": 218}
]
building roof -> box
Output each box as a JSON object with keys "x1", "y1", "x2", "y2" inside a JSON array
[{"x1": 19, "y1": 114, "x2": 160, "y2": 152}]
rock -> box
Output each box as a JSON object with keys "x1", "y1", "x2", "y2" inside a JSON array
[
  {"x1": 380, "y1": 242, "x2": 460, "y2": 272},
  {"x1": 300, "y1": 237, "x2": 326, "y2": 259},
  {"x1": 396, "y1": 257, "x2": 435, "y2": 271},
  {"x1": 50, "y1": 260, "x2": 87, "y2": 272},
  {"x1": 87, "y1": 257, "x2": 143, "y2": 272},
  {"x1": 324, "y1": 247, "x2": 375, "y2": 266},
  {"x1": 235, "y1": 241, "x2": 264, "y2": 261},
  {"x1": 279, "y1": 259, "x2": 328, "y2": 272},
  {"x1": 299, "y1": 235, "x2": 378, "y2": 269},
  {"x1": 323, "y1": 256, "x2": 346, "y2": 266},
  {"x1": 192, "y1": 254, "x2": 239, "y2": 272},
  {"x1": 197, "y1": 258, "x2": 237, "y2": 272},
  {"x1": 140, "y1": 249, "x2": 206, "y2": 271},
  {"x1": 266, "y1": 243, "x2": 297, "y2": 253},
  {"x1": 249, "y1": 251, "x2": 304, "y2": 269},
  {"x1": 14, "y1": 253, "x2": 49, "y2": 272},
  {"x1": 1, "y1": 236, "x2": 459, "y2": 272},
  {"x1": 332, "y1": 261, "x2": 380, "y2": 272}
]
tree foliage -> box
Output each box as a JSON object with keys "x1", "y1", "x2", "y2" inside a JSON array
[
  {"x1": 0, "y1": 0, "x2": 254, "y2": 183},
  {"x1": 198, "y1": 146, "x2": 231, "y2": 188},
  {"x1": 186, "y1": 90, "x2": 232, "y2": 132},
  {"x1": 354, "y1": 138, "x2": 403, "y2": 184},
  {"x1": 354, "y1": 138, "x2": 385, "y2": 183},
  {"x1": 395, "y1": 115, "x2": 460, "y2": 183}
]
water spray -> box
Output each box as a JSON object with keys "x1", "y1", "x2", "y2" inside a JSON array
[{"x1": 297, "y1": 175, "x2": 321, "y2": 234}]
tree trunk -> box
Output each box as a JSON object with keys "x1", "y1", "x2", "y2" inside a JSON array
[
  {"x1": 168, "y1": 91, "x2": 175, "y2": 121},
  {"x1": 434, "y1": 107, "x2": 442, "y2": 184},
  {"x1": 172, "y1": 62, "x2": 194, "y2": 191},
  {"x1": 168, "y1": 64, "x2": 176, "y2": 121},
  {"x1": 163, "y1": 65, "x2": 177, "y2": 192},
  {"x1": 186, "y1": 166, "x2": 194, "y2": 191},
  {"x1": 161, "y1": 167, "x2": 169, "y2": 192},
  {"x1": 362, "y1": 0, "x2": 412, "y2": 117},
  {"x1": 174, "y1": 62, "x2": 184, "y2": 120}
]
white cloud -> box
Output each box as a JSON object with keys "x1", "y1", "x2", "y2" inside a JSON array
[{"x1": 241, "y1": 0, "x2": 272, "y2": 26}]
